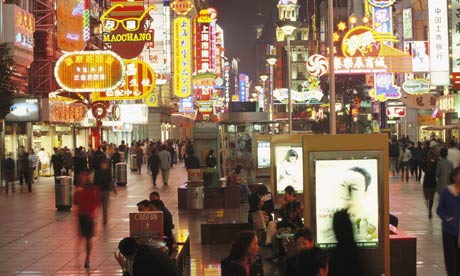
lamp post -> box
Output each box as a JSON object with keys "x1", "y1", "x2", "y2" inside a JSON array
[
  {"x1": 276, "y1": 0, "x2": 299, "y2": 134},
  {"x1": 259, "y1": 74, "x2": 269, "y2": 111},
  {"x1": 266, "y1": 54, "x2": 277, "y2": 120},
  {"x1": 328, "y1": 0, "x2": 336, "y2": 134}
]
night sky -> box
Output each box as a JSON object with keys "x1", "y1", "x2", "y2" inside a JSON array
[{"x1": 212, "y1": 0, "x2": 260, "y2": 80}]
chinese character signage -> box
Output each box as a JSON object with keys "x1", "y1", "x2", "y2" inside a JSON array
[
  {"x1": 437, "y1": 95, "x2": 459, "y2": 113},
  {"x1": 49, "y1": 101, "x2": 87, "y2": 123},
  {"x1": 180, "y1": 97, "x2": 195, "y2": 113},
  {"x1": 428, "y1": 0, "x2": 449, "y2": 85},
  {"x1": 173, "y1": 17, "x2": 192, "y2": 98},
  {"x1": 54, "y1": 50, "x2": 125, "y2": 92},
  {"x1": 101, "y1": 0, "x2": 155, "y2": 59},
  {"x1": 239, "y1": 74, "x2": 249, "y2": 102},
  {"x1": 452, "y1": 0, "x2": 460, "y2": 74},
  {"x1": 334, "y1": 56, "x2": 411, "y2": 74},
  {"x1": 401, "y1": 94, "x2": 437, "y2": 110},
  {"x1": 171, "y1": 0, "x2": 194, "y2": 16},
  {"x1": 56, "y1": 0, "x2": 85, "y2": 52},
  {"x1": 403, "y1": 8, "x2": 412, "y2": 40},
  {"x1": 92, "y1": 60, "x2": 155, "y2": 100},
  {"x1": 194, "y1": 10, "x2": 217, "y2": 74},
  {"x1": 144, "y1": 86, "x2": 159, "y2": 107}
]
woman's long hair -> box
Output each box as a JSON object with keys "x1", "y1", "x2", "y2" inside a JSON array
[{"x1": 228, "y1": 231, "x2": 256, "y2": 261}]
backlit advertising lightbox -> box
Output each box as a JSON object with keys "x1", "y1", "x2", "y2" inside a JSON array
[
  {"x1": 5, "y1": 98, "x2": 40, "y2": 122},
  {"x1": 315, "y1": 158, "x2": 379, "y2": 249},
  {"x1": 257, "y1": 141, "x2": 270, "y2": 169},
  {"x1": 275, "y1": 145, "x2": 303, "y2": 193}
]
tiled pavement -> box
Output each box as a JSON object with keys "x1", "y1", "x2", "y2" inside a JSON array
[{"x1": 0, "y1": 164, "x2": 447, "y2": 275}]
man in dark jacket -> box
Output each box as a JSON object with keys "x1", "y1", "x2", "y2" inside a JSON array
[
  {"x1": 148, "y1": 150, "x2": 160, "y2": 185},
  {"x1": 150, "y1": 199, "x2": 175, "y2": 253},
  {"x1": 389, "y1": 138, "x2": 400, "y2": 176},
  {"x1": 94, "y1": 158, "x2": 114, "y2": 225}
]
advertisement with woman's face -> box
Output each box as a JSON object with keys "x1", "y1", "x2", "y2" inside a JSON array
[
  {"x1": 275, "y1": 146, "x2": 303, "y2": 193},
  {"x1": 315, "y1": 159, "x2": 379, "y2": 248}
]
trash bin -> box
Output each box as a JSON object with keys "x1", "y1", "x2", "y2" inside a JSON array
[
  {"x1": 187, "y1": 186, "x2": 204, "y2": 209},
  {"x1": 116, "y1": 162, "x2": 128, "y2": 186},
  {"x1": 130, "y1": 154, "x2": 138, "y2": 172},
  {"x1": 55, "y1": 176, "x2": 72, "y2": 211}
]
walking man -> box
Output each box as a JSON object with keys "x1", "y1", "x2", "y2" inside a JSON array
[{"x1": 158, "y1": 145, "x2": 172, "y2": 185}]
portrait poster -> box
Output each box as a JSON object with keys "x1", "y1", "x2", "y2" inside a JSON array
[
  {"x1": 275, "y1": 145, "x2": 303, "y2": 193},
  {"x1": 257, "y1": 141, "x2": 270, "y2": 169},
  {"x1": 315, "y1": 159, "x2": 379, "y2": 248}
]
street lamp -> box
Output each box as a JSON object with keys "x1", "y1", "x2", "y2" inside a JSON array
[
  {"x1": 266, "y1": 54, "x2": 278, "y2": 120},
  {"x1": 276, "y1": 0, "x2": 299, "y2": 134},
  {"x1": 259, "y1": 75, "x2": 269, "y2": 111}
]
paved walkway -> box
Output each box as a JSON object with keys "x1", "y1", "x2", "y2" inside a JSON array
[{"x1": 0, "y1": 164, "x2": 447, "y2": 275}]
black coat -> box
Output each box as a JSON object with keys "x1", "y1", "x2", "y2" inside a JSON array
[
  {"x1": 221, "y1": 256, "x2": 264, "y2": 276},
  {"x1": 184, "y1": 155, "x2": 200, "y2": 170},
  {"x1": 94, "y1": 168, "x2": 112, "y2": 192},
  {"x1": 148, "y1": 154, "x2": 160, "y2": 172}
]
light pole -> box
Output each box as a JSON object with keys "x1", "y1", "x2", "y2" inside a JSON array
[
  {"x1": 328, "y1": 0, "x2": 336, "y2": 134},
  {"x1": 259, "y1": 74, "x2": 269, "y2": 111},
  {"x1": 276, "y1": 0, "x2": 299, "y2": 134},
  {"x1": 266, "y1": 54, "x2": 277, "y2": 120}
]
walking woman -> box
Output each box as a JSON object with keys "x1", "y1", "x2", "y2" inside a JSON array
[
  {"x1": 400, "y1": 144, "x2": 412, "y2": 183},
  {"x1": 437, "y1": 167, "x2": 460, "y2": 276},
  {"x1": 423, "y1": 150, "x2": 437, "y2": 218}
]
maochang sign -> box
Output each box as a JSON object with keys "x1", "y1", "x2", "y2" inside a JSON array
[{"x1": 54, "y1": 50, "x2": 125, "y2": 92}]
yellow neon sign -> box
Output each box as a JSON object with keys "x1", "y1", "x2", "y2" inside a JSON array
[{"x1": 100, "y1": 4, "x2": 157, "y2": 32}]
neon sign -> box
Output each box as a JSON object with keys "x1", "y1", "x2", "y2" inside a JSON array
[
  {"x1": 54, "y1": 50, "x2": 125, "y2": 92},
  {"x1": 92, "y1": 60, "x2": 155, "y2": 100},
  {"x1": 56, "y1": 0, "x2": 85, "y2": 51},
  {"x1": 171, "y1": 0, "x2": 194, "y2": 16},
  {"x1": 369, "y1": 73, "x2": 401, "y2": 101},
  {"x1": 173, "y1": 17, "x2": 192, "y2": 98}
]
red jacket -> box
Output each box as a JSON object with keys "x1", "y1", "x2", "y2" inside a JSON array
[{"x1": 74, "y1": 185, "x2": 101, "y2": 219}]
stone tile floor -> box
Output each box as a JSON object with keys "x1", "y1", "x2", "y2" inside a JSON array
[{"x1": 0, "y1": 164, "x2": 447, "y2": 275}]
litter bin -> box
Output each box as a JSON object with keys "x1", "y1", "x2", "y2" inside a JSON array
[
  {"x1": 130, "y1": 154, "x2": 138, "y2": 172},
  {"x1": 116, "y1": 162, "x2": 128, "y2": 186},
  {"x1": 187, "y1": 186, "x2": 204, "y2": 209},
  {"x1": 55, "y1": 176, "x2": 72, "y2": 211}
]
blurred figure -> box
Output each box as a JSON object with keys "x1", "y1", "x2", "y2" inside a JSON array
[
  {"x1": 114, "y1": 237, "x2": 180, "y2": 276},
  {"x1": 423, "y1": 150, "x2": 437, "y2": 218},
  {"x1": 73, "y1": 148, "x2": 88, "y2": 186},
  {"x1": 51, "y1": 147, "x2": 64, "y2": 180},
  {"x1": 4, "y1": 153, "x2": 15, "y2": 193},
  {"x1": 147, "y1": 149, "x2": 160, "y2": 186},
  {"x1": 136, "y1": 144, "x2": 144, "y2": 173},
  {"x1": 221, "y1": 231, "x2": 264, "y2": 276},
  {"x1": 37, "y1": 148, "x2": 50, "y2": 176},
  {"x1": 150, "y1": 200, "x2": 175, "y2": 253},
  {"x1": 437, "y1": 167, "x2": 460, "y2": 276},
  {"x1": 228, "y1": 165, "x2": 251, "y2": 203},
  {"x1": 74, "y1": 169, "x2": 101, "y2": 268},
  {"x1": 400, "y1": 144, "x2": 412, "y2": 183},
  {"x1": 184, "y1": 148, "x2": 200, "y2": 170},
  {"x1": 389, "y1": 138, "x2": 400, "y2": 176},
  {"x1": 205, "y1": 149, "x2": 217, "y2": 168},
  {"x1": 437, "y1": 147, "x2": 454, "y2": 195},
  {"x1": 248, "y1": 185, "x2": 274, "y2": 244},
  {"x1": 17, "y1": 146, "x2": 27, "y2": 186},
  {"x1": 158, "y1": 145, "x2": 171, "y2": 185},
  {"x1": 136, "y1": 200, "x2": 150, "y2": 212},
  {"x1": 28, "y1": 149, "x2": 38, "y2": 181},
  {"x1": 413, "y1": 142, "x2": 426, "y2": 182},
  {"x1": 328, "y1": 210, "x2": 363, "y2": 276},
  {"x1": 94, "y1": 158, "x2": 116, "y2": 225}
]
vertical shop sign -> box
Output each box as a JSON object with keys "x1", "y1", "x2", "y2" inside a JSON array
[
  {"x1": 238, "y1": 74, "x2": 249, "y2": 102},
  {"x1": 173, "y1": 17, "x2": 192, "y2": 98},
  {"x1": 402, "y1": 8, "x2": 412, "y2": 40},
  {"x1": 428, "y1": 0, "x2": 449, "y2": 85},
  {"x1": 452, "y1": 0, "x2": 460, "y2": 74}
]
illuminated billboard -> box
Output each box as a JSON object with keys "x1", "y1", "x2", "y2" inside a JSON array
[
  {"x1": 315, "y1": 159, "x2": 379, "y2": 248},
  {"x1": 49, "y1": 101, "x2": 87, "y2": 123},
  {"x1": 92, "y1": 60, "x2": 155, "y2": 100},
  {"x1": 119, "y1": 104, "x2": 148, "y2": 124},
  {"x1": 428, "y1": 0, "x2": 449, "y2": 85},
  {"x1": 194, "y1": 9, "x2": 218, "y2": 74},
  {"x1": 173, "y1": 17, "x2": 192, "y2": 98},
  {"x1": 54, "y1": 50, "x2": 125, "y2": 92},
  {"x1": 56, "y1": 0, "x2": 86, "y2": 51},
  {"x1": 5, "y1": 98, "x2": 40, "y2": 122},
  {"x1": 275, "y1": 145, "x2": 303, "y2": 193},
  {"x1": 238, "y1": 74, "x2": 249, "y2": 102},
  {"x1": 452, "y1": 0, "x2": 460, "y2": 74}
]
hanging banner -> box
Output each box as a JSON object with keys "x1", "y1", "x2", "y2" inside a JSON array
[
  {"x1": 144, "y1": 86, "x2": 160, "y2": 107},
  {"x1": 56, "y1": 0, "x2": 86, "y2": 51},
  {"x1": 369, "y1": 73, "x2": 401, "y2": 102},
  {"x1": 54, "y1": 50, "x2": 125, "y2": 92},
  {"x1": 173, "y1": 17, "x2": 192, "y2": 98},
  {"x1": 428, "y1": 0, "x2": 449, "y2": 85},
  {"x1": 92, "y1": 60, "x2": 155, "y2": 100},
  {"x1": 403, "y1": 8, "x2": 412, "y2": 40}
]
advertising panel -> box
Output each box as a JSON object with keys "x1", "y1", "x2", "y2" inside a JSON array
[
  {"x1": 173, "y1": 17, "x2": 192, "y2": 98},
  {"x1": 437, "y1": 94, "x2": 459, "y2": 113},
  {"x1": 238, "y1": 74, "x2": 249, "y2": 102},
  {"x1": 452, "y1": 0, "x2": 460, "y2": 74},
  {"x1": 403, "y1": 8, "x2": 412, "y2": 40},
  {"x1": 129, "y1": 212, "x2": 164, "y2": 240},
  {"x1": 56, "y1": 0, "x2": 85, "y2": 51},
  {"x1": 92, "y1": 60, "x2": 155, "y2": 100},
  {"x1": 428, "y1": 0, "x2": 450, "y2": 85},
  {"x1": 257, "y1": 141, "x2": 270, "y2": 169},
  {"x1": 404, "y1": 41, "x2": 430, "y2": 73},
  {"x1": 402, "y1": 79, "x2": 430, "y2": 95},
  {"x1": 119, "y1": 104, "x2": 148, "y2": 124},
  {"x1": 275, "y1": 145, "x2": 303, "y2": 193},
  {"x1": 369, "y1": 73, "x2": 401, "y2": 101},
  {"x1": 5, "y1": 98, "x2": 40, "y2": 122},
  {"x1": 315, "y1": 159, "x2": 379, "y2": 248},
  {"x1": 54, "y1": 50, "x2": 125, "y2": 92}
]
